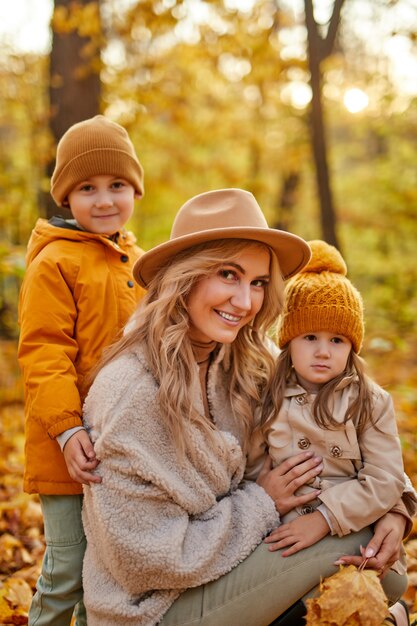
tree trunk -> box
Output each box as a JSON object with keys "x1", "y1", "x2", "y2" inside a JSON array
[
  {"x1": 45, "y1": 0, "x2": 102, "y2": 218},
  {"x1": 304, "y1": 0, "x2": 343, "y2": 249},
  {"x1": 272, "y1": 171, "x2": 300, "y2": 232}
]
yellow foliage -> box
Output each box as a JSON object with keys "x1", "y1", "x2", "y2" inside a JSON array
[
  {"x1": 306, "y1": 565, "x2": 388, "y2": 626},
  {"x1": 0, "y1": 577, "x2": 32, "y2": 624},
  {"x1": 0, "y1": 535, "x2": 33, "y2": 576},
  {"x1": 78, "y1": 2, "x2": 101, "y2": 37},
  {"x1": 52, "y1": 1, "x2": 101, "y2": 38}
]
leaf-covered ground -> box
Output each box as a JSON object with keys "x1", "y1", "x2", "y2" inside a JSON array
[
  {"x1": 0, "y1": 404, "x2": 44, "y2": 624},
  {"x1": 1, "y1": 339, "x2": 417, "y2": 624}
]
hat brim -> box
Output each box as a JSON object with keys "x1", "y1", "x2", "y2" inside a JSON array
[{"x1": 133, "y1": 226, "x2": 311, "y2": 287}]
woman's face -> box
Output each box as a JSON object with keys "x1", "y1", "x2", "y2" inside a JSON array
[{"x1": 187, "y1": 244, "x2": 271, "y2": 344}]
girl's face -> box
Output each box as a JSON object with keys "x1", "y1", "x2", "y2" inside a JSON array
[
  {"x1": 290, "y1": 331, "x2": 352, "y2": 392},
  {"x1": 186, "y1": 245, "x2": 271, "y2": 345}
]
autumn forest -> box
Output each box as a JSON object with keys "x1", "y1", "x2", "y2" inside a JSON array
[{"x1": 1, "y1": 0, "x2": 417, "y2": 622}]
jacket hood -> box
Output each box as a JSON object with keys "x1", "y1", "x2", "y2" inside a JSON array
[{"x1": 25, "y1": 217, "x2": 138, "y2": 268}]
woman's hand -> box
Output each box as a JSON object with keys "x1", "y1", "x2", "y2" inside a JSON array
[
  {"x1": 256, "y1": 452, "x2": 323, "y2": 516},
  {"x1": 334, "y1": 511, "x2": 407, "y2": 578}
]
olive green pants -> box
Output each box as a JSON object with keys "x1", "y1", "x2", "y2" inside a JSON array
[
  {"x1": 29, "y1": 495, "x2": 87, "y2": 626},
  {"x1": 160, "y1": 528, "x2": 407, "y2": 626}
]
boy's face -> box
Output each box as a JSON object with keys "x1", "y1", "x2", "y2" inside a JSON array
[{"x1": 66, "y1": 174, "x2": 137, "y2": 235}]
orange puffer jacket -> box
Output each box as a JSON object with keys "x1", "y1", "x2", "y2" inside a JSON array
[{"x1": 18, "y1": 218, "x2": 146, "y2": 495}]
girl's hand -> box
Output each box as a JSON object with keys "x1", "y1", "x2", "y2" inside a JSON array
[
  {"x1": 264, "y1": 511, "x2": 330, "y2": 556},
  {"x1": 63, "y1": 430, "x2": 102, "y2": 485},
  {"x1": 334, "y1": 511, "x2": 406, "y2": 578},
  {"x1": 256, "y1": 452, "x2": 323, "y2": 516}
]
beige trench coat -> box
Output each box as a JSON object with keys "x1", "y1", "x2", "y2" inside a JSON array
[{"x1": 246, "y1": 373, "x2": 405, "y2": 538}]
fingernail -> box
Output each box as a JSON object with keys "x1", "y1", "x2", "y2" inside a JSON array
[
  {"x1": 334, "y1": 559, "x2": 345, "y2": 565},
  {"x1": 365, "y1": 548, "x2": 375, "y2": 558}
]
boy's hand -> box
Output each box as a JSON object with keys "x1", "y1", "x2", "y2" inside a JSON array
[
  {"x1": 63, "y1": 430, "x2": 102, "y2": 485},
  {"x1": 264, "y1": 511, "x2": 330, "y2": 556}
]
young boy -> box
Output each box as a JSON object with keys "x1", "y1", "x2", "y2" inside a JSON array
[{"x1": 17, "y1": 115, "x2": 146, "y2": 626}]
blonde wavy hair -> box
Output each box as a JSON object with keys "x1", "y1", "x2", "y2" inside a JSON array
[{"x1": 96, "y1": 238, "x2": 284, "y2": 454}]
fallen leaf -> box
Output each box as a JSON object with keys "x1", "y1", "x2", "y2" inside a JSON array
[
  {"x1": 0, "y1": 535, "x2": 33, "y2": 575},
  {"x1": 405, "y1": 539, "x2": 417, "y2": 561},
  {"x1": 306, "y1": 565, "x2": 388, "y2": 626},
  {"x1": 0, "y1": 577, "x2": 32, "y2": 624}
]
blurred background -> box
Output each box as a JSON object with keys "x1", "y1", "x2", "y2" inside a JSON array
[
  {"x1": 1, "y1": 1, "x2": 417, "y2": 457},
  {"x1": 2, "y1": 0, "x2": 417, "y2": 448},
  {"x1": 0, "y1": 0, "x2": 417, "y2": 618},
  {"x1": 1, "y1": 1, "x2": 417, "y2": 343}
]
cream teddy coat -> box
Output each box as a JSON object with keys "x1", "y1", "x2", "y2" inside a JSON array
[{"x1": 82, "y1": 344, "x2": 279, "y2": 626}]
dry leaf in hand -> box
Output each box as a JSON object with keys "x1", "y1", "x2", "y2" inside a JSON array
[{"x1": 306, "y1": 564, "x2": 388, "y2": 626}]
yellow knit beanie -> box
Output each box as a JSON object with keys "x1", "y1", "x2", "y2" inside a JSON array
[
  {"x1": 51, "y1": 115, "x2": 144, "y2": 206},
  {"x1": 277, "y1": 240, "x2": 364, "y2": 353}
]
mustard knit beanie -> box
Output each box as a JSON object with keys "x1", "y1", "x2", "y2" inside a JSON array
[
  {"x1": 51, "y1": 115, "x2": 144, "y2": 206},
  {"x1": 277, "y1": 240, "x2": 364, "y2": 353}
]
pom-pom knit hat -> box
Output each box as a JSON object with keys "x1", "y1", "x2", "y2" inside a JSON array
[
  {"x1": 277, "y1": 240, "x2": 364, "y2": 353},
  {"x1": 51, "y1": 115, "x2": 144, "y2": 206}
]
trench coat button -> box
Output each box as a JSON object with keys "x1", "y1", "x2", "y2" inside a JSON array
[
  {"x1": 127, "y1": 280, "x2": 135, "y2": 288},
  {"x1": 297, "y1": 437, "x2": 311, "y2": 450},
  {"x1": 295, "y1": 396, "x2": 307, "y2": 405},
  {"x1": 301, "y1": 505, "x2": 314, "y2": 515},
  {"x1": 330, "y1": 445, "x2": 342, "y2": 457},
  {"x1": 120, "y1": 254, "x2": 129, "y2": 263}
]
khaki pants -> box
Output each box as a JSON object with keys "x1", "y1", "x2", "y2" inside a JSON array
[{"x1": 160, "y1": 527, "x2": 407, "y2": 626}]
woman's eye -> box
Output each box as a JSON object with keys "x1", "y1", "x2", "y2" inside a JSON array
[
  {"x1": 252, "y1": 279, "x2": 267, "y2": 288},
  {"x1": 219, "y1": 269, "x2": 237, "y2": 281}
]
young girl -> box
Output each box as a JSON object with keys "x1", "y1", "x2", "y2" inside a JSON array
[{"x1": 247, "y1": 240, "x2": 406, "y2": 566}]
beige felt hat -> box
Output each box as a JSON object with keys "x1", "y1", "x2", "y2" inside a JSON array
[{"x1": 133, "y1": 188, "x2": 311, "y2": 287}]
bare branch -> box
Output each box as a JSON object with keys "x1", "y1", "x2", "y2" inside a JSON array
[{"x1": 322, "y1": 0, "x2": 346, "y2": 59}]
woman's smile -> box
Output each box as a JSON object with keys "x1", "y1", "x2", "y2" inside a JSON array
[{"x1": 214, "y1": 309, "x2": 242, "y2": 323}]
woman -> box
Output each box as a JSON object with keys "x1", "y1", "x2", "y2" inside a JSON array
[{"x1": 82, "y1": 189, "x2": 412, "y2": 626}]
